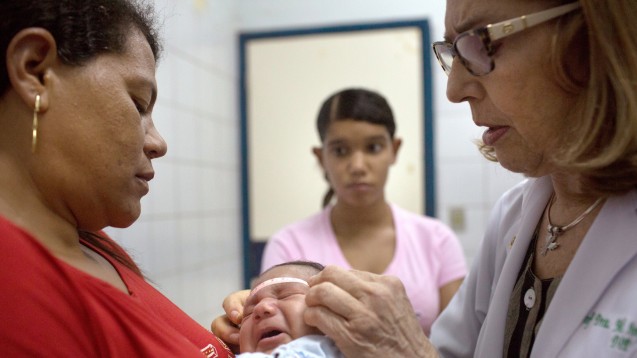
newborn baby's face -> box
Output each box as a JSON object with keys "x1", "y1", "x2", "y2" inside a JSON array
[{"x1": 239, "y1": 265, "x2": 321, "y2": 353}]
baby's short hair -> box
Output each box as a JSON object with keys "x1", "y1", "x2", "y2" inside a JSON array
[{"x1": 264, "y1": 260, "x2": 325, "y2": 275}]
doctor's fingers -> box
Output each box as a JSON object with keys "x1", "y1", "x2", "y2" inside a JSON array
[
  {"x1": 304, "y1": 268, "x2": 415, "y2": 334},
  {"x1": 307, "y1": 273, "x2": 416, "y2": 327},
  {"x1": 304, "y1": 286, "x2": 428, "y2": 358},
  {"x1": 305, "y1": 267, "x2": 429, "y2": 356},
  {"x1": 308, "y1": 265, "x2": 400, "y2": 300},
  {"x1": 303, "y1": 304, "x2": 383, "y2": 358},
  {"x1": 305, "y1": 277, "x2": 367, "y2": 320}
]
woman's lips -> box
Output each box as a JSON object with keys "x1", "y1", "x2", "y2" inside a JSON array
[
  {"x1": 348, "y1": 183, "x2": 372, "y2": 191},
  {"x1": 135, "y1": 176, "x2": 150, "y2": 195},
  {"x1": 482, "y1": 126, "x2": 509, "y2": 146}
]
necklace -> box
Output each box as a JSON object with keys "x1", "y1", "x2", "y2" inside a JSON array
[{"x1": 542, "y1": 194, "x2": 604, "y2": 256}]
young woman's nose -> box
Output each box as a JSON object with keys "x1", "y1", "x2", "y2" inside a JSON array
[
  {"x1": 253, "y1": 298, "x2": 277, "y2": 320},
  {"x1": 347, "y1": 151, "x2": 366, "y2": 174}
]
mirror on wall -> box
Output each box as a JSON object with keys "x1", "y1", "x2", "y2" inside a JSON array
[{"x1": 239, "y1": 19, "x2": 434, "y2": 287}]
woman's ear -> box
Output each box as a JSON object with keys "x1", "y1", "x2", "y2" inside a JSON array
[
  {"x1": 312, "y1": 146, "x2": 324, "y2": 168},
  {"x1": 391, "y1": 138, "x2": 402, "y2": 164},
  {"x1": 5, "y1": 28, "x2": 58, "y2": 111}
]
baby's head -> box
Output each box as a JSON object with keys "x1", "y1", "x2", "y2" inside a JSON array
[{"x1": 239, "y1": 261, "x2": 324, "y2": 353}]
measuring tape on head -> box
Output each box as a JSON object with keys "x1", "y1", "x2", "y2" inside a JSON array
[{"x1": 249, "y1": 277, "x2": 309, "y2": 297}]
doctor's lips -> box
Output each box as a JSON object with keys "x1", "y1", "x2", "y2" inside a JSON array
[{"x1": 481, "y1": 126, "x2": 509, "y2": 146}]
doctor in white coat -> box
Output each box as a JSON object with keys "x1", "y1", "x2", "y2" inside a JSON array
[
  {"x1": 431, "y1": 176, "x2": 637, "y2": 357},
  {"x1": 212, "y1": 0, "x2": 637, "y2": 356}
]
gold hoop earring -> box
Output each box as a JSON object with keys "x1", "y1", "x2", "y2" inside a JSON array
[{"x1": 32, "y1": 94, "x2": 41, "y2": 153}]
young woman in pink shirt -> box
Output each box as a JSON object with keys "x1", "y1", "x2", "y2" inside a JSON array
[{"x1": 259, "y1": 88, "x2": 467, "y2": 335}]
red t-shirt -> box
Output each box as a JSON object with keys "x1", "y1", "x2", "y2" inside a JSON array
[{"x1": 0, "y1": 216, "x2": 233, "y2": 357}]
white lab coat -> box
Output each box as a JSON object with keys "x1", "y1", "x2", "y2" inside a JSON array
[{"x1": 431, "y1": 176, "x2": 637, "y2": 357}]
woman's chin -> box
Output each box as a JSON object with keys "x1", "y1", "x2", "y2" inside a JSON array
[{"x1": 109, "y1": 207, "x2": 142, "y2": 228}]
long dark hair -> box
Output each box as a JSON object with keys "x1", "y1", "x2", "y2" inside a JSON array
[
  {"x1": 1, "y1": 0, "x2": 162, "y2": 275},
  {"x1": 315, "y1": 88, "x2": 396, "y2": 207}
]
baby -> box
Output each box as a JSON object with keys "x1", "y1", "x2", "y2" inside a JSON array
[{"x1": 237, "y1": 261, "x2": 343, "y2": 357}]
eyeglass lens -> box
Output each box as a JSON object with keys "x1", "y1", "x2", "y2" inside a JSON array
[
  {"x1": 456, "y1": 33, "x2": 492, "y2": 75},
  {"x1": 433, "y1": 43, "x2": 454, "y2": 74},
  {"x1": 434, "y1": 33, "x2": 494, "y2": 76}
]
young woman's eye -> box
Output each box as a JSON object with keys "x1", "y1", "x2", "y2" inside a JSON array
[
  {"x1": 331, "y1": 146, "x2": 348, "y2": 157},
  {"x1": 368, "y1": 143, "x2": 384, "y2": 153}
]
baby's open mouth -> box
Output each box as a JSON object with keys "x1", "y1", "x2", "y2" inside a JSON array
[{"x1": 260, "y1": 330, "x2": 282, "y2": 340}]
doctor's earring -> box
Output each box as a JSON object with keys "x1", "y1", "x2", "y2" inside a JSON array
[{"x1": 32, "y1": 94, "x2": 41, "y2": 153}]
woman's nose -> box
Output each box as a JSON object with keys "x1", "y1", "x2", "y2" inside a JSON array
[
  {"x1": 445, "y1": 57, "x2": 480, "y2": 104},
  {"x1": 144, "y1": 120, "x2": 168, "y2": 159},
  {"x1": 347, "y1": 151, "x2": 366, "y2": 173}
]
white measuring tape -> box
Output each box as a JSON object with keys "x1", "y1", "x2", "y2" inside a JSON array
[{"x1": 249, "y1": 277, "x2": 309, "y2": 297}]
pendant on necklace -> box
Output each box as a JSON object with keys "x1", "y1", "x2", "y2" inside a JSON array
[{"x1": 542, "y1": 225, "x2": 563, "y2": 256}]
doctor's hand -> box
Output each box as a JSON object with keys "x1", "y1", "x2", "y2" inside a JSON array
[
  {"x1": 210, "y1": 289, "x2": 250, "y2": 353},
  {"x1": 304, "y1": 265, "x2": 439, "y2": 358}
]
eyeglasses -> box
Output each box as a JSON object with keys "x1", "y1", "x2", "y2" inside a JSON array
[{"x1": 432, "y1": 2, "x2": 581, "y2": 76}]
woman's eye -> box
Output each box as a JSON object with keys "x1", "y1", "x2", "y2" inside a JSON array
[
  {"x1": 331, "y1": 146, "x2": 348, "y2": 156},
  {"x1": 368, "y1": 143, "x2": 383, "y2": 153},
  {"x1": 133, "y1": 99, "x2": 148, "y2": 115}
]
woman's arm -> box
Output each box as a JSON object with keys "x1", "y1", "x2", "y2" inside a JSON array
[
  {"x1": 439, "y1": 278, "x2": 463, "y2": 313},
  {"x1": 304, "y1": 266, "x2": 439, "y2": 358}
]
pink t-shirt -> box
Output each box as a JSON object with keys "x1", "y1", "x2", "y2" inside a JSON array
[{"x1": 261, "y1": 204, "x2": 467, "y2": 335}]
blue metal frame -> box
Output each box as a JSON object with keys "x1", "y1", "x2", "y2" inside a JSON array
[{"x1": 239, "y1": 19, "x2": 435, "y2": 288}]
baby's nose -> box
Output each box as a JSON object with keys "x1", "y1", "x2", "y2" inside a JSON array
[{"x1": 253, "y1": 298, "x2": 278, "y2": 320}]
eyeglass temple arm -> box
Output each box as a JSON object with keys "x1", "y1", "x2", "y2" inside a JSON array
[{"x1": 487, "y1": 2, "x2": 581, "y2": 41}]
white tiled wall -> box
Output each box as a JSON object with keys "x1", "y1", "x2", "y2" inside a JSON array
[{"x1": 108, "y1": 0, "x2": 524, "y2": 329}]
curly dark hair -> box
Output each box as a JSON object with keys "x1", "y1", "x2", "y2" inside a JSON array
[{"x1": 0, "y1": 0, "x2": 162, "y2": 96}]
